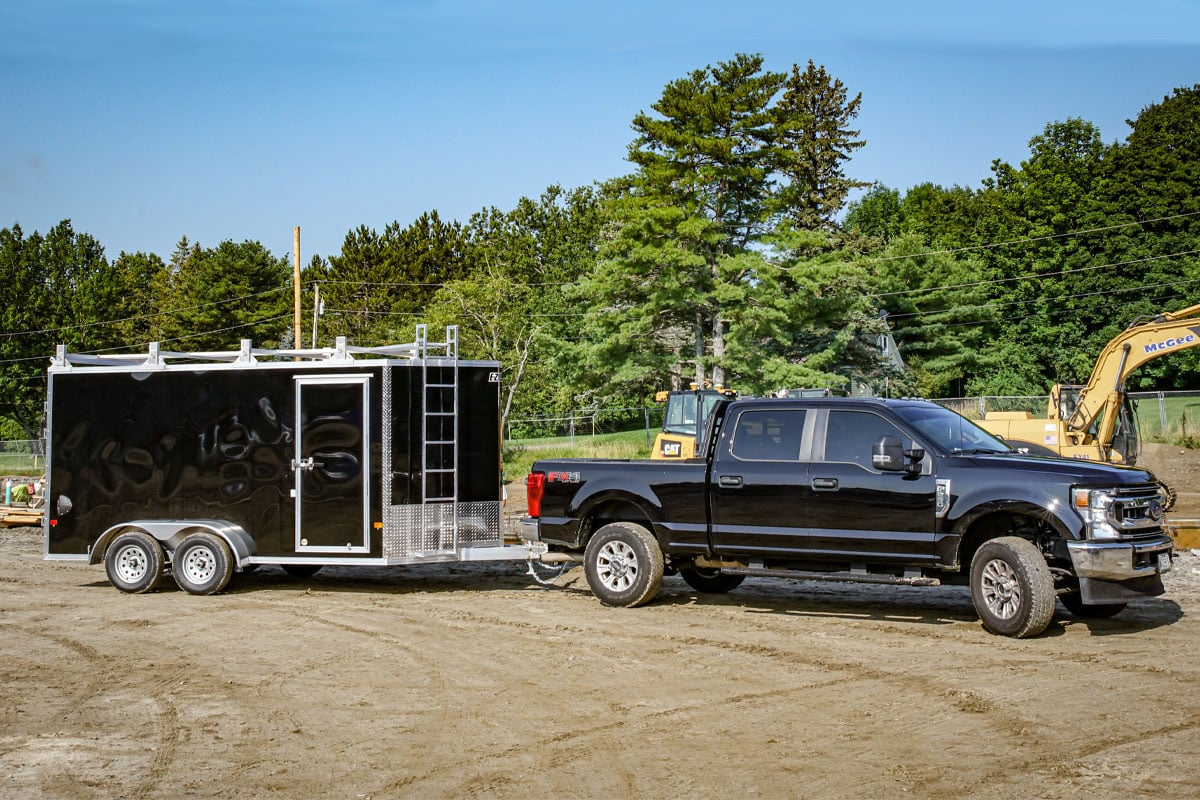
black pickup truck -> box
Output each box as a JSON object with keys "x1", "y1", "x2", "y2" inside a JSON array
[{"x1": 520, "y1": 397, "x2": 1174, "y2": 637}]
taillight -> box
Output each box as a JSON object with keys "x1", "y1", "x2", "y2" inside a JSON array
[{"x1": 526, "y1": 472, "x2": 546, "y2": 518}]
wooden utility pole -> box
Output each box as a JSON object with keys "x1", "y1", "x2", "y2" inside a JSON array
[{"x1": 293, "y1": 226, "x2": 302, "y2": 348}]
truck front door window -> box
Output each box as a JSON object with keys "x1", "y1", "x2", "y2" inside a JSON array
[{"x1": 823, "y1": 410, "x2": 910, "y2": 468}]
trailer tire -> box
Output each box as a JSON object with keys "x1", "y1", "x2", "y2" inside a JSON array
[
  {"x1": 970, "y1": 536, "x2": 1055, "y2": 638},
  {"x1": 584, "y1": 522, "x2": 664, "y2": 607},
  {"x1": 105, "y1": 531, "x2": 166, "y2": 594},
  {"x1": 171, "y1": 532, "x2": 234, "y2": 595},
  {"x1": 679, "y1": 562, "x2": 745, "y2": 594}
]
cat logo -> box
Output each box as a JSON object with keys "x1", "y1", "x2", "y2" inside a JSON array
[{"x1": 661, "y1": 441, "x2": 682, "y2": 458}]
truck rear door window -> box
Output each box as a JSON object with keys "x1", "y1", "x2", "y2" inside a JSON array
[{"x1": 730, "y1": 410, "x2": 806, "y2": 461}]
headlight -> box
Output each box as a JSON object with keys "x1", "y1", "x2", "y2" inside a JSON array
[{"x1": 1072, "y1": 488, "x2": 1120, "y2": 540}]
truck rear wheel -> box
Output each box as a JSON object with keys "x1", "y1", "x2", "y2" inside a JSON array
[
  {"x1": 970, "y1": 536, "x2": 1055, "y2": 638},
  {"x1": 679, "y1": 562, "x2": 745, "y2": 594},
  {"x1": 584, "y1": 522, "x2": 664, "y2": 607},
  {"x1": 105, "y1": 531, "x2": 165, "y2": 594},
  {"x1": 171, "y1": 532, "x2": 234, "y2": 595}
]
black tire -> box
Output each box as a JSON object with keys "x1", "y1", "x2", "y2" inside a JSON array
[
  {"x1": 282, "y1": 564, "x2": 323, "y2": 578},
  {"x1": 969, "y1": 536, "x2": 1055, "y2": 638},
  {"x1": 1060, "y1": 593, "x2": 1127, "y2": 619},
  {"x1": 584, "y1": 522, "x2": 664, "y2": 607},
  {"x1": 171, "y1": 532, "x2": 234, "y2": 595},
  {"x1": 104, "y1": 531, "x2": 165, "y2": 594},
  {"x1": 678, "y1": 562, "x2": 745, "y2": 594}
]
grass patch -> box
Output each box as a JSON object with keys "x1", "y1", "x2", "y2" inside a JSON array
[{"x1": 503, "y1": 429, "x2": 652, "y2": 479}]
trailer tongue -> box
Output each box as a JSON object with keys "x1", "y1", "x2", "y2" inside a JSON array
[{"x1": 44, "y1": 326, "x2": 541, "y2": 594}]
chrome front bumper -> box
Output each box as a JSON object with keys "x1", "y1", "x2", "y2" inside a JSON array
[{"x1": 1067, "y1": 534, "x2": 1174, "y2": 582}]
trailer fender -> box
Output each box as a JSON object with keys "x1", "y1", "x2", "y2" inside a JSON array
[{"x1": 89, "y1": 520, "x2": 257, "y2": 569}]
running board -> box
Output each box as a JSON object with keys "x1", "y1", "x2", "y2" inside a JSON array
[{"x1": 721, "y1": 566, "x2": 941, "y2": 587}]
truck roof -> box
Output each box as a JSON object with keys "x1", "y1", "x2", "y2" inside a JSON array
[{"x1": 729, "y1": 396, "x2": 932, "y2": 410}]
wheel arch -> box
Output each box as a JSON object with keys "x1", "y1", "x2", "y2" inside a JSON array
[
  {"x1": 953, "y1": 504, "x2": 1068, "y2": 574},
  {"x1": 575, "y1": 494, "x2": 659, "y2": 550},
  {"x1": 89, "y1": 519, "x2": 255, "y2": 568}
]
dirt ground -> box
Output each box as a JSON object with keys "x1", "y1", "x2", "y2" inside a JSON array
[{"x1": 3, "y1": 445, "x2": 1200, "y2": 799}]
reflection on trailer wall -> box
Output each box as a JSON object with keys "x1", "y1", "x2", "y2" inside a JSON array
[{"x1": 49, "y1": 368, "x2": 299, "y2": 556}]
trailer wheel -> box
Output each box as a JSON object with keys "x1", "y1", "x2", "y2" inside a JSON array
[
  {"x1": 970, "y1": 536, "x2": 1055, "y2": 638},
  {"x1": 171, "y1": 532, "x2": 234, "y2": 595},
  {"x1": 105, "y1": 531, "x2": 165, "y2": 594},
  {"x1": 679, "y1": 562, "x2": 745, "y2": 594},
  {"x1": 584, "y1": 522, "x2": 664, "y2": 607},
  {"x1": 1060, "y1": 593, "x2": 1127, "y2": 618}
]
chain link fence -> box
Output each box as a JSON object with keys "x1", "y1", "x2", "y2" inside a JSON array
[
  {"x1": 0, "y1": 440, "x2": 43, "y2": 473},
  {"x1": 505, "y1": 390, "x2": 1200, "y2": 447},
  {"x1": 932, "y1": 391, "x2": 1200, "y2": 445},
  {"x1": 504, "y1": 406, "x2": 665, "y2": 444}
]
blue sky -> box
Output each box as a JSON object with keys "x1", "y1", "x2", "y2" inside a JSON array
[{"x1": 2, "y1": 0, "x2": 1198, "y2": 263}]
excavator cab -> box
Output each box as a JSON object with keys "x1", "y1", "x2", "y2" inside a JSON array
[{"x1": 1056, "y1": 385, "x2": 1140, "y2": 464}]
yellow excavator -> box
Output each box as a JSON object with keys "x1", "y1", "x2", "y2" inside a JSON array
[
  {"x1": 651, "y1": 383, "x2": 737, "y2": 459},
  {"x1": 979, "y1": 303, "x2": 1200, "y2": 465}
]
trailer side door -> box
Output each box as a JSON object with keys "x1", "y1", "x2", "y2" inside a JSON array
[{"x1": 294, "y1": 375, "x2": 371, "y2": 553}]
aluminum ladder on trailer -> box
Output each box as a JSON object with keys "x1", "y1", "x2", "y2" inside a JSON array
[{"x1": 417, "y1": 324, "x2": 459, "y2": 552}]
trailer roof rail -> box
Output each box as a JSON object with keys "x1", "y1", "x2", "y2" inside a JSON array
[{"x1": 51, "y1": 325, "x2": 461, "y2": 370}]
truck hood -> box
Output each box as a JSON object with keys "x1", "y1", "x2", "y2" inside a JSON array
[{"x1": 956, "y1": 451, "x2": 1159, "y2": 485}]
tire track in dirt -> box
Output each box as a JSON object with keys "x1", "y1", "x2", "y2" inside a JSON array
[{"x1": 0, "y1": 623, "x2": 188, "y2": 799}]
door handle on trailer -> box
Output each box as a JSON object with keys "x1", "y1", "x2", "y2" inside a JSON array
[
  {"x1": 718, "y1": 475, "x2": 744, "y2": 488},
  {"x1": 811, "y1": 477, "x2": 838, "y2": 490}
]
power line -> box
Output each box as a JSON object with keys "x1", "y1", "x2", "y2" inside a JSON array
[
  {"x1": 872, "y1": 248, "x2": 1200, "y2": 300},
  {"x1": 865, "y1": 210, "x2": 1200, "y2": 263},
  {"x1": 0, "y1": 286, "x2": 290, "y2": 340}
]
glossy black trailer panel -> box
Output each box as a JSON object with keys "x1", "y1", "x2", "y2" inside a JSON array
[{"x1": 45, "y1": 347, "x2": 504, "y2": 566}]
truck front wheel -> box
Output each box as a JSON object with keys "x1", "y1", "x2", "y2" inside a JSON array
[
  {"x1": 970, "y1": 536, "x2": 1055, "y2": 638},
  {"x1": 584, "y1": 522, "x2": 664, "y2": 607},
  {"x1": 679, "y1": 562, "x2": 745, "y2": 594}
]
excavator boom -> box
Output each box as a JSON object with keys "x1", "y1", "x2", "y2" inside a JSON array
[{"x1": 1066, "y1": 304, "x2": 1200, "y2": 446}]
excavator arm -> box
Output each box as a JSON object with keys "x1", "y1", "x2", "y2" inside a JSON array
[{"x1": 1065, "y1": 303, "x2": 1200, "y2": 447}]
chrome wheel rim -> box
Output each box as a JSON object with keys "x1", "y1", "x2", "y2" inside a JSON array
[
  {"x1": 980, "y1": 558, "x2": 1021, "y2": 620},
  {"x1": 113, "y1": 544, "x2": 149, "y2": 583},
  {"x1": 179, "y1": 545, "x2": 217, "y2": 585},
  {"x1": 596, "y1": 540, "x2": 639, "y2": 592}
]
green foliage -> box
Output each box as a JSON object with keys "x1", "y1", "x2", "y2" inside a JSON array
[
  {"x1": 773, "y1": 60, "x2": 869, "y2": 230},
  {"x1": 157, "y1": 238, "x2": 292, "y2": 350},
  {"x1": 5, "y1": 76, "x2": 1200, "y2": 441},
  {"x1": 321, "y1": 212, "x2": 471, "y2": 345}
]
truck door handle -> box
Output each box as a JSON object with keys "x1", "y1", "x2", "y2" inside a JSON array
[
  {"x1": 811, "y1": 477, "x2": 838, "y2": 490},
  {"x1": 718, "y1": 475, "x2": 743, "y2": 488}
]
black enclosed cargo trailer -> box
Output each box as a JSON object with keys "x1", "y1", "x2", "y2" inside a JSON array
[{"x1": 44, "y1": 326, "x2": 535, "y2": 594}]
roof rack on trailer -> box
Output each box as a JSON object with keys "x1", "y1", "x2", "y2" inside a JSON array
[{"x1": 50, "y1": 324, "x2": 460, "y2": 370}]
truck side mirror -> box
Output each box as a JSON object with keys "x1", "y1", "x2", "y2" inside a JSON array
[
  {"x1": 872, "y1": 435, "x2": 906, "y2": 471},
  {"x1": 904, "y1": 448, "x2": 925, "y2": 474}
]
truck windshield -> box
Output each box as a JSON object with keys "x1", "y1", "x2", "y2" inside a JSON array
[{"x1": 894, "y1": 404, "x2": 1012, "y2": 455}]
